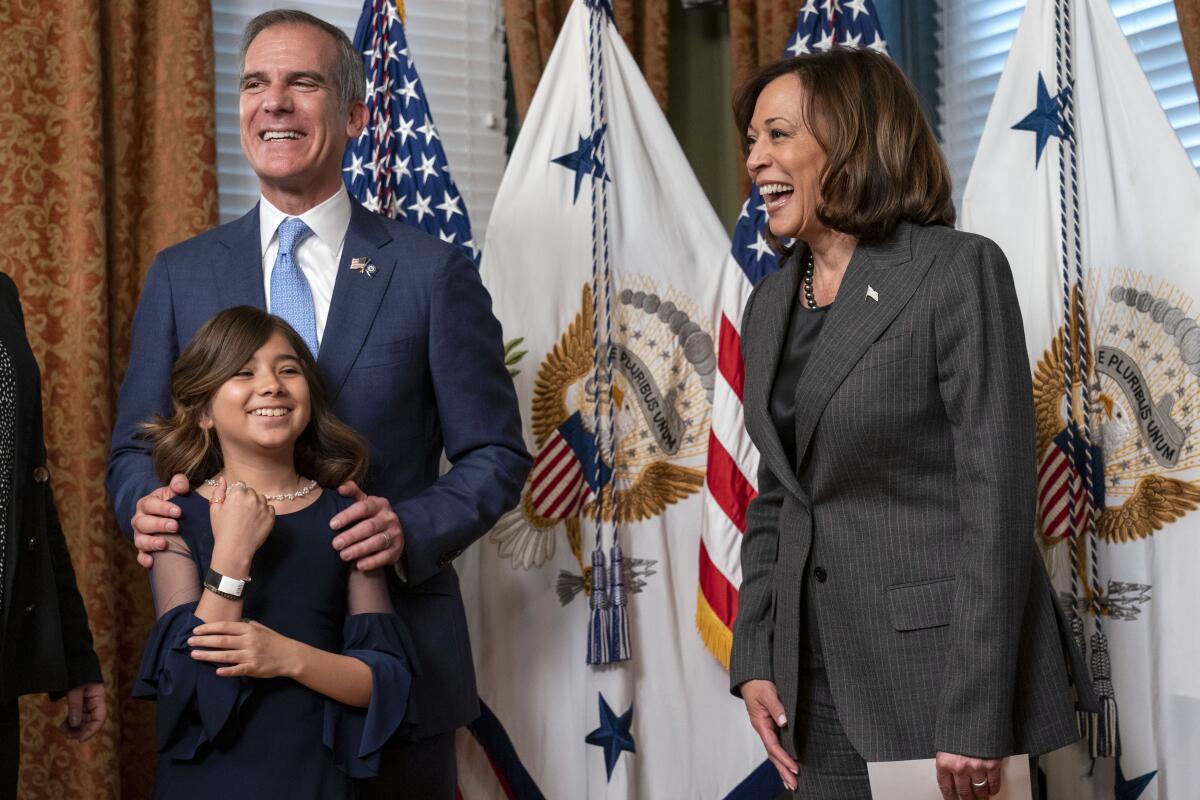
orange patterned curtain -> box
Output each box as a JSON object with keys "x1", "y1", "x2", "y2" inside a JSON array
[
  {"x1": 728, "y1": 0, "x2": 799, "y2": 93},
  {"x1": 1178, "y1": 0, "x2": 1200, "y2": 98},
  {"x1": 725, "y1": 1, "x2": 798, "y2": 194},
  {"x1": 503, "y1": 0, "x2": 670, "y2": 121},
  {"x1": 0, "y1": 0, "x2": 217, "y2": 797}
]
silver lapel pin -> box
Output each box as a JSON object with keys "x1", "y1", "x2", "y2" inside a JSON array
[
  {"x1": 866, "y1": 285, "x2": 879, "y2": 302},
  {"x1": 350, "y1": 256, "x2": 376, "y2": 277}
]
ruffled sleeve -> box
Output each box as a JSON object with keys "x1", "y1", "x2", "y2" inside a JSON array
[
  {"x1": 133, "y1": 602, "x2": 254, "y2": 760},
  {"x1": 322, "y1": 612, "x2": 419, "y2": 777}
]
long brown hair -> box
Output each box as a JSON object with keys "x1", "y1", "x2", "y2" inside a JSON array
[
  {"x1": 733, "y1": 48, "x2": 955, "y2": 252},
  {"x1": 141, "y1": 306, "x2": 368, "y2": 487}
]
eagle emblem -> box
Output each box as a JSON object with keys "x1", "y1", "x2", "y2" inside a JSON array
[
  {"x1": 1033, "y1": 272, "x2": 1200, "y2": 618},
  {"x1": 491, "y1": 279, "x2": 716, "y2": 603}
]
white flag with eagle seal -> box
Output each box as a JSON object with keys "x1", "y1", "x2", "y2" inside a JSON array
[
  {"x1": 456, "y1": 0, "x2": 771, "y2": 798},
  {"x1": 962, "y1": 0, "x2": 1200, "y2": 797}
]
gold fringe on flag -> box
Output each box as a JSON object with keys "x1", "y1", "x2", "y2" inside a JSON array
[
  {"x1": 395, "y1": 0, "x2": 405, "y2": 23},
  {"x1": 695, "y1": 586, "x2": 732, "y2": 670}
]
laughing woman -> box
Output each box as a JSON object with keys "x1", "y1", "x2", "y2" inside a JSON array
[
  {"x1": 727, "y1": 50, "x2": 1096, "y2": 800},
  {"x1": 136, "y1": 306, "x2": 415, "y2": 799}
]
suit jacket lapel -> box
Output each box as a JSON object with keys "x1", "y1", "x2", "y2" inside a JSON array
[
  {"x1": 792, "y1": 222, "x2": 934, "y2": 464},
  {"x1": 318, "y1": 200, "x2": 396, "y2": 402},
  {"x1": 744, "y1": 259, "x2": 806, "y2": 501},
  {"x1": 215, "y1": 206, "x2": 267, "y2": 309}
]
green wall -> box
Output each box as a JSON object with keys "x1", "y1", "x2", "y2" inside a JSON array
[{"x1": 666, "y1": 3, "x2": 742, "y2": 231}]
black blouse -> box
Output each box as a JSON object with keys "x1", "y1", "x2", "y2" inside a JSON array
[
  {"x1": 769, "y1": 294, "x2": 830, "y2": 475},
  {"x1": 768, "y1": 292, "x2": 831, "y2": 659}
]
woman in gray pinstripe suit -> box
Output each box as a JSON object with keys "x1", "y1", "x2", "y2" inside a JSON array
[{"x1": 727, "y1": 50, "x2": 1096, "y2": 800}]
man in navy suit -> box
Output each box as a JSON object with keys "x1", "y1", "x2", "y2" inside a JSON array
[{"x1": 107, "y1": 10, "x2": 530, "y2": 797}]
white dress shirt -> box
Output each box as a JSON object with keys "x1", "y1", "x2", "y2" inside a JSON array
[{"x1": 259, "y1": 189, "x2": 351, "y2": 347}]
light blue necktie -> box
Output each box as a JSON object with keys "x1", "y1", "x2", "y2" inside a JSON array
[{"x1": 270, "y1": 217, "x2": 319, "y2": 355}]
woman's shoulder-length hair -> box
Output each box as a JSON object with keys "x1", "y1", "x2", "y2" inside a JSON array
[{"x1": 733, "y1": 48, "x2": 955, "y2": 245}]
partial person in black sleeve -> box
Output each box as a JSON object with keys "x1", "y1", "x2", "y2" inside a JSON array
[{"x1": 0, "y1": 272, "x2": 105, "y2": 798}]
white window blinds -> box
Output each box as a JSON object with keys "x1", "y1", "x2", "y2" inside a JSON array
[
  {"x1": 937, "y1": 0, "x2": 1200, "y2": 210},
  {"x1": 212, "y1": 0, "x2": 507, "y2": 245}
]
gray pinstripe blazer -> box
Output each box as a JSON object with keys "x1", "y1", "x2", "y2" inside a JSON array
[{"x1": 728, "y1": 221, "x2": 1098, "y2": 761}]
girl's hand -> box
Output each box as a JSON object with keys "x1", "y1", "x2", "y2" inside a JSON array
[
  {"x1": 208, "y1": 477, "x2": 275, "y2": 560},
  {"x1": 188, "y1": 620, "x2": 300, "y2": 679}
]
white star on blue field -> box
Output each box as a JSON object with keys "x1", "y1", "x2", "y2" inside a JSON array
[{"x1": 343, "y1": 3, "x2": 478, "y2": 263}]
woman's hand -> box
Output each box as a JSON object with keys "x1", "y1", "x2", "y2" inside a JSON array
[
  {"x1": 60, "y1": 681, "x2": 106, "y2": 742},
  {"x1": 188, "y1": 620, "x2": 300, "y2": 679},
  {"x1": 208, "y1": 477, "x2": 275, "y2": 564},
  {"x1": 935, "y1": 751, "x2": 1002, "y2": 799},
  {"x1": 740, "y1": 679, "x2": 800, "y2": 792}
]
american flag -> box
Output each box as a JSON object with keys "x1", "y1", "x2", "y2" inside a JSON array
[
  {"x1": 342, "y1": 0, "x2": 479, "y2": 264},
  {"x1": 527, "y1": 411, "x2": 614, "y2": 521},
  {"x1": 696, "y1": 1, "x2": 890, "y2": 667},
  {"x1": 1037, "y1": 424, "x2": 1104, "y2": 544}
]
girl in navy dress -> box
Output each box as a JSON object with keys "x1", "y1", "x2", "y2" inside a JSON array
[{"x1": 135, "y1": 306, "x2": 415, "y2": 799}]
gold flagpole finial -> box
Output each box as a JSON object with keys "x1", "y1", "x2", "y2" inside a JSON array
[{"x1": 395, "y1": 0, "x2": 406, "y2": 23}]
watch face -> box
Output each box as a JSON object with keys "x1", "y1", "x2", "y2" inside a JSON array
[{"x1": 205, "y1": 568, "x2": 246, "y2": 598}]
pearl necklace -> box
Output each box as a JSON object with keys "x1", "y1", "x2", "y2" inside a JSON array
[
  {"x1": 803, "y1": 251, "x2": 818, "y2": 310},
  {"x1": 203, "y1": 476, "x2": 319, "y2": 502}
]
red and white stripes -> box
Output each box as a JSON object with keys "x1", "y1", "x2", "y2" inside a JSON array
[{"x1": 697, "y1": 256, "x2": 761, "y2": 667}]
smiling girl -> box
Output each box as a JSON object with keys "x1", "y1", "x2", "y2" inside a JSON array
[{"x1": 134, "y1": 306, "x2": 415, "y2": 799}]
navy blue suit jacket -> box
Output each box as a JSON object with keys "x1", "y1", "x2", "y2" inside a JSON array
[{"x1": 108, "y1": 200, "x2": 531, "y2": 737}]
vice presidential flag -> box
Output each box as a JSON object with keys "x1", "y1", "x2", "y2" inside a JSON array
[
  {"x1": 460, "y1": 1, "x2": 769, "y2": 796},
  {"x1": 962, "y1": 1, "x2": 1200, "y2": 796},
  {"x1": 697, "y1": 0, "x2": 889, "y2": 669}
]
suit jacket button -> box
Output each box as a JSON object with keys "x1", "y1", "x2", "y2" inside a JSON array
[
  {"x1": 438, "y1": 547, "x2": 465, "y2": 567},
  {"x1": 27, "y1": 536, "x2": 37, "y2": 552},
  {"x1": 32, "y1": 465, "x2": 50, "y2": 483},
  {"x1": 813, "y1": 566, "x2": 827, "y2": 583},
  {"x1": 24, "y1": 603, "x2": 36, "y2": 616}
]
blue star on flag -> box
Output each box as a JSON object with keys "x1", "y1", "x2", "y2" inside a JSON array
[
  {"x1": 1115, "y1": 760, "x2": 1158, "y2": 800},
  {"x1": 585, "y1": 693, "x2": 635, "y2": 781},
  {"x1": 1011, "y1": 72, "x2": 1071, "y2": 168},
  {"x1": 552, "y1": 126, "x2": 609, "y2": 203}
]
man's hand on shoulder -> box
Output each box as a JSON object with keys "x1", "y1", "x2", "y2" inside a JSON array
[
  {"x1": 131, "y1": 474, "x2": 190, "y2": 568},
  {"x1": 331, "y1": 481, "x2": 405, "y2": 571}
]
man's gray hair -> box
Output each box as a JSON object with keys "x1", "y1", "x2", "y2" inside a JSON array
[{"x1": 239, "y1": 9, "x2": 366, "y2": 111}]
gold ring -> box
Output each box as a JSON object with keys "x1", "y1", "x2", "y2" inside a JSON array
[
  {"x1": 971, "y1": 778, "x2": 988, "y2": 788},
  {"x1": 381, "y1": 531, "x2": 391, "y2": 549},
  {"x1": 210, "y1": 496, "x2": 226, "y2": 504},
  {"x1": 232, "y1": 480, "x2": 247, "y2": 490}
]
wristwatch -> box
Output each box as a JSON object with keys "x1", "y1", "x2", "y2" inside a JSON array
[{"x1": 203, "y1": 567, "x2": 251, "y2": 600}]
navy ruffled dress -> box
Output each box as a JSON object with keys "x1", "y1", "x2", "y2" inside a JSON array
[{"x1": 134, "y1": 490, "x2": 417, "y2": 799}]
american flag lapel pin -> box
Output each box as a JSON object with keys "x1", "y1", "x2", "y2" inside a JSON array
[{"x1": 350, "y1": 257, "x2": 376, "y2": 277}]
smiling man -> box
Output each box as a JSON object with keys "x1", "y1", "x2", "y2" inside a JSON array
[{"x1": 107, "y1": 10, "x2": 530, "y2": 797}]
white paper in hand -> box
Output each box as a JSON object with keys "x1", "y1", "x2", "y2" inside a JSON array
[{"x1": 866, "y1": 755, "x2": 1032, "y2": 800}]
